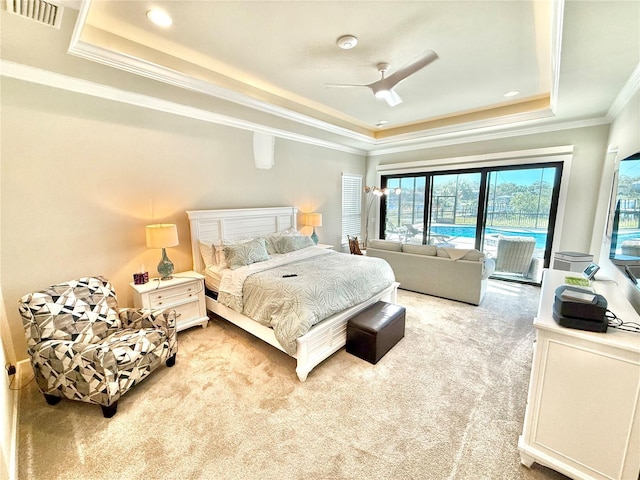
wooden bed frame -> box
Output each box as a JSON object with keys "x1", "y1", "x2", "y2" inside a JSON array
[{"x1": 186, "y1": 207, "x2": 399, "y2": 381}]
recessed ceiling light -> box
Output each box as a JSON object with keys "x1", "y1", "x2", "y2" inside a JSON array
[
  {"x1": 337, "y1": 35, "x2": 358, "y2": 50},
  {"x1": 146, "y1": 9, "x2": 172, "y2": 27},
  {"x1": 376, "y1": 120, "x2": 389, "y2": 127},
  {"x1": 504, "y1": 91, "x2": 519, "y2": 98}
]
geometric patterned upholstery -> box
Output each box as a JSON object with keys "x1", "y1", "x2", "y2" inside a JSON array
[
  {"x1": 18, "y1": 276, "x2": 178, "y2": 417},
  {"x1": 495, "y1": 236, "x2": 536, "y2": 275}
]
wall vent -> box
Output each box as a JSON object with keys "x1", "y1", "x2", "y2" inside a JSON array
[{"x1": 6, "y1": 0, "x2": 63, "y2": 28}]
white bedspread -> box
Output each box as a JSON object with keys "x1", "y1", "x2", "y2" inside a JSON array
[{"x1": 217, "y1": 247, "x2": 395, "y2": 354}]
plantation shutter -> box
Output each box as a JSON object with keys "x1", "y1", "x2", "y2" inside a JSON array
[{"x1": 342, "y1": 173, "x2": 362, "y2": 244}]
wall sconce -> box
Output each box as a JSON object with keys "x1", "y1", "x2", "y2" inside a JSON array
[
  {"x1": 305, "y1": 213, "x2": 322, "y2": 244},
  {"x1": 145, "y1": 223, "x2": 179, "y2": 280}
]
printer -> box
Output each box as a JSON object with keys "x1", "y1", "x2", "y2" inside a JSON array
[{"x1": 553, "y1": 285, "x2": 608, "y2": 332}]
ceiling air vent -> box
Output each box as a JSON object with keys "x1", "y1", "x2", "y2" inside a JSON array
[{"x1": 6, "y1": 0, "x2": 63, "y2": 28}]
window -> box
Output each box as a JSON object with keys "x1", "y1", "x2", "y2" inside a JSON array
[
  {"x1": 381, "y1": 163, "x2": 563, "y2": 284},
  {"x1": 610, "y1": 152, "x2": 640, "y2": 260},
  {"x1": 342, "y1": 173, "x2": 362, "y2": 244}
]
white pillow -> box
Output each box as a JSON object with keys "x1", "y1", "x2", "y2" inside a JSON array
[
  {"x1": 402, "y1": 244, "x2": 437, "y2": 256},
  {"x1": 368, "y1": 239, "x2": 403, "y2": 251},
  {"x1": 199, "y1": 241, "x2": 216, "y2": 267}
]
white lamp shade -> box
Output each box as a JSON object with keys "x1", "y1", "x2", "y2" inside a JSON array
[
  {"x1": 146, "y1": 224, "x2": 179, "y2": 248},
  {"x1": 306, "y1": 213, "x2": 322, "y2": 227}
]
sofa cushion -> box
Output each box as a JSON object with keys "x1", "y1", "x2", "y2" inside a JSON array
[
  {"x1": 402, "y1": 244, "x2": 437, "y2": 256},
  {"x1": 368, "y1": 239, "x2": 403, "y2": 251}
]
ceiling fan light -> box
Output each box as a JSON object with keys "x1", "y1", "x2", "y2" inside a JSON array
[{"x1": 374, "y1": 89, "x2": 390, "y2": 100}]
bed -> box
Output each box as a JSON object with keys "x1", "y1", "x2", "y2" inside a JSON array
[{"x1": 186, "y1": 206, "x2": 400, "y2": 381}]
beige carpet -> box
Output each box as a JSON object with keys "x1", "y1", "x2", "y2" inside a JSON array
[{"x1": 17, "y1": 280, "x2": 569, "y2": 480}]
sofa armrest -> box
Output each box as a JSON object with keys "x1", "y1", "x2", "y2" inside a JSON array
[{"x1": 482, "y1": 258, "x2": 496, "y2": 279}]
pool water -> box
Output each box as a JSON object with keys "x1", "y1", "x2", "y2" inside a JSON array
[{"x1": 430, "y1": 225, "x2": 548, "y2": 249}]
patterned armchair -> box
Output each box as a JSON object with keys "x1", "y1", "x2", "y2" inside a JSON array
[{"x1": 18, "y1": 276, "x2": 178, "y2": 418}]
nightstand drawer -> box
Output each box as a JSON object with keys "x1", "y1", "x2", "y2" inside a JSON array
[
  {"x1": 149, "y1": 282, "x2": 199, "y2": 308},
  {"x1": 172, "y1": 299, "x2": 201, "y2": 323}
]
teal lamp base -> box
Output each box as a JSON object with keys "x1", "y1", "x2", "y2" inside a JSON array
[
  {"x1": 311, "y1": 228, "x2": 319, "y2": 245},
  {"x1": 157, "y1": 248, "x2": 175, "y2": 280}
]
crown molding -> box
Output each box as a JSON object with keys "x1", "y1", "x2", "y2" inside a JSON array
[
  {"x1": 0, "y1": 60, "x2": 367, "y2": 156},
  {"x1": 606, "y1": 62, "x2": 640, "y2": 121},
  {"x1": 367, "y1": 116, "x2": 608, "y2": 157},
  {"x1": 68, "y1": 0, "x2": 374, "y2": 146}
]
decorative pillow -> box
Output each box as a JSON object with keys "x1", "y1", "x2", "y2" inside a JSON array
[
  {"x1": 436, "y1": 247, "x2": 484, "y2": 261},
  {"x1": 402, "y1": 244, "x2": 437, "y2": 256},
  {"x1": 224, "y1": 238, "x2": 270, "y2": 270},
  {"x1": 264, "y1": 227, "x2": 297, "y2": 254},
  {"x1": 199, "y1": 241, "x2": 216, "y2": 267},
  {"x1": 368, "y1": 239, "x2": 403, "y2": 252},
  {"x1": 213, "y1": 237, "x2": 254, "y2": 268},
  {"x1": 273, "y1": 234, "x2": 315, "y2": 254}
]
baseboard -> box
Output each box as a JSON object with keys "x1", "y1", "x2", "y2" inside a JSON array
[{"x1": 9, "y1": 360, "x2": 30, "y2": 480}]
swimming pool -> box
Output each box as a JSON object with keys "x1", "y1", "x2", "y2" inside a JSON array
[{"x1": 430, "y1": 225, "x2": 548, "y2": 249}]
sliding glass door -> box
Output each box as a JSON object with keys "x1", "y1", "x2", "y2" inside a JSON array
[{"x1": 381, "y1": 163, "x2": 562, "y2": 284}]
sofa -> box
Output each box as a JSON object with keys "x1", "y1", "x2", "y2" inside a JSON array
[{"x1": 366, "y1": 240, "x2": 495, "y2": 305}]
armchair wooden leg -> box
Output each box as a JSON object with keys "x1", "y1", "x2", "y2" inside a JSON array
[
  {"x1": 43, "y1": 394, "x2": 61, "y2": 406},
  {"x1": 166, "y1": 354, "x2": 176, "y2": 367},
  {"x1": 101, "y1": 402, "x2": 118, "y2": 418}
]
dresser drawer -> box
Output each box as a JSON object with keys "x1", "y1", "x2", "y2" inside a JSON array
[{"x1": 149, "y1": 281, "x2": 200, "y2": 308}]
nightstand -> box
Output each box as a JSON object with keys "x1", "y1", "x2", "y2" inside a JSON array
[
  {"x1": 130, "y1": 271, "x2": 208, "y2": 332},
  {"x1": 316, "y1": 243, "x2": 334, "y2": 250}
]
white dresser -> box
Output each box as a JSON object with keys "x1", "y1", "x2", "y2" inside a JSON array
[
  {"x1": 130, "y1": 271, "x2": 208, "y2": 332},
  {"x1": 519, "y1": 269, "x2": 640, "y2": 480}
]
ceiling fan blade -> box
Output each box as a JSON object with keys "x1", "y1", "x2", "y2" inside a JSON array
[
  {"x1": 325, "y1": 83, "x2": 369, "y2": 88},
  {"x1": 382, "y1": 50, "x2": 439, "y2": 90}
]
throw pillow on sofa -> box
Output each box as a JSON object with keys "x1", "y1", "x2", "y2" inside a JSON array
[
  {"x1": 368, "y1": 239, "x2": 403, "y2": 251},
  {"x1": 402, "y1": 244, "x2": 437, "y2": 256}
]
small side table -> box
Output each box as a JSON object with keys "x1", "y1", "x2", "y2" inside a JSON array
[{"x1": 130, "y1": 271, "x2": 208, "y2": 332}]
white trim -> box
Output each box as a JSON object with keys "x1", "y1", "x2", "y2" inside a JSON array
[
  {"x1": 68, "y1": 1, "x2": 375, "y2": 147},
  {"x1": 0, "y1": 57, "x2": 625, "y2": 157},
  {"x1": 607, "y1": 62, "x2": 640, "y2": 122},
  {"x1": 376, "y1": 146, "x2": 574, "y2": 173},
  {"x1": 9, "y1": 360, "x2": 30, "y2": 480},
  {"x1": 0, "y1": 60, "x2": 366, "y2": 156},
  {"x1": 549, "y1": 0, "x2": 565, "y2": 114},
  {"x1": 367, "y1": 117, "x2": 607, "y2": 157}
]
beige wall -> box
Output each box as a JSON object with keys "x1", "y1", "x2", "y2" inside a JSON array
[
  {"x1": 367, "y1": 124, "x2": 611, "y2": 255},
  {"x1": 1, "y1": 78, "x2": 365, "y2": 362}
]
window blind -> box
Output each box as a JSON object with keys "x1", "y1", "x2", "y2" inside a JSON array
[{"x1": 342, "y1": 173, "x2": 362, "y2": 244}]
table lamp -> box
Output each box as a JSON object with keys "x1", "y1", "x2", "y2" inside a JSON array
[
  {"x1": 306, "y1": 213, "x2": 322, "y2": 244},
  {"x1": 146, "y1": 224, "x2": 179, "y2": 280}
]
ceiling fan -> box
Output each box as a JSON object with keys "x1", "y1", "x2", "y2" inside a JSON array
[{"x1": 326, "y1": 50, "x2": 439, "y2": 107}]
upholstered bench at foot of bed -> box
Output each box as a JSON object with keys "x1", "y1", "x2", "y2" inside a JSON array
[{"x1": 346, "y1": 301, "x2": 406, "y2": 364}]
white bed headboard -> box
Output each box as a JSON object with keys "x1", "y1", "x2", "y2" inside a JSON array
[{"x1": 186, "y1": 207, "x2": 298, "y2": 273}]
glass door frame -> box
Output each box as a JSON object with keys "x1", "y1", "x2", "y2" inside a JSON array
[{"x1": 380, "y1": 161, "x2": 564, "y2": 281}]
